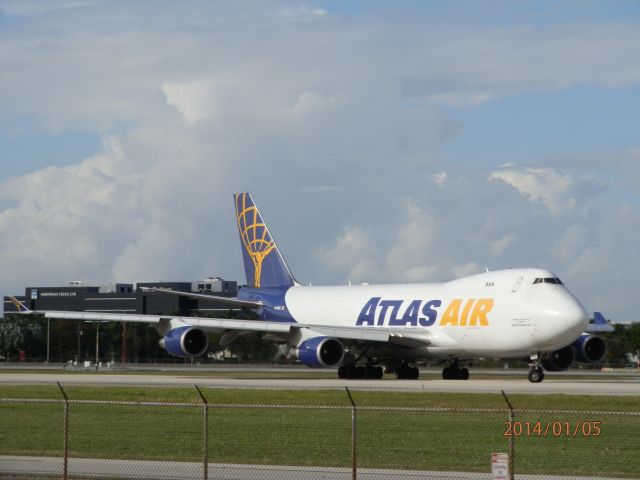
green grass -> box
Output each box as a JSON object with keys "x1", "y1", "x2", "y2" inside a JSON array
[
  {"x1": 1, "y1": 386, "x2": 639, "y2": 477},
  {"x1": 1, "y1": 384, "x2": 640, "y2": 410}
]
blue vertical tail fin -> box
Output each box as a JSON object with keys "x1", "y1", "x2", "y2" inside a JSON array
[{"x1": 234, "y1": 193, "x2": 297, "y2": 288}]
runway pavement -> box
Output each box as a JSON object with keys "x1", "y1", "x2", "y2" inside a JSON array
[
  {"x1": 1, "y1": 371, "x2": 639, "y2": 395},
  {"x1": 0, "y1": 456, "x2": 627, "y2": 480}
]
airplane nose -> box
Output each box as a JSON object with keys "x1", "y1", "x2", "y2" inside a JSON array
[
  {"x1": 536, "y1": 288, "x2": 589, "y2": 347},
  {"x1": 547, "y1": 291, "x2": 589, "y2": 342},
  {"x1": 564, "y1": 298, "x2": 589, "y2": 330}
]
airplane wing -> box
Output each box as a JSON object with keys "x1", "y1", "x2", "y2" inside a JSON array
[
  {"x1": 42, "y1": 311, "x2": 430, "y2": 345},
  {"x1": 11, "y1": 297, "x2": 430, "y2": 346},
  {"x1": 139, "y1": 287, "x2": 262, "y2": 309}
]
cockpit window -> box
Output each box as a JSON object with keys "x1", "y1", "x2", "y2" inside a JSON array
[{"x1": 533, "y1": 277, "x2": 563, "y2": 285}]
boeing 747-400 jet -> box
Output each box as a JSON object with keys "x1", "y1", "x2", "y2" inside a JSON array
[{"x1": 12, "y1": 192, "x2": 607, "y2": 382}]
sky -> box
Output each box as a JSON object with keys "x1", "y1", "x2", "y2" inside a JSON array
[{"x1": 1, "y1": 0, "x2": 639, "y2": 321}]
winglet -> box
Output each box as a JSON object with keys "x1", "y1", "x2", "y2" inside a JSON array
[{"x1": 9, "y1": 296, "x2": 32, "y2": 314}]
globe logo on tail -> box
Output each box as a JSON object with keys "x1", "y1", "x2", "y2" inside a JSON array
[{"x1": 235, "y1": 193, "x2": 275, "y2": 288}]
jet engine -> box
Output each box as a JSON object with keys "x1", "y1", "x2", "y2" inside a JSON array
[
  {"x1": 294, "y1": 336, "x2": 345, "y2": 368},
  {"x1": 159, "y1": 326, "x2": 208, "y2": 358},
  {"x1": 572, "y1": 334, "x2": 606, "y2": 363},
  {"x1": 542, "y1": 345, "x2": 575, "y2": 371},
  {"x1": 542, "y1": 334, "x2": 606, "y2": 371}
]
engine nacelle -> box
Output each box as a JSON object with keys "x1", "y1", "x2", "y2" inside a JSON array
[
  {"x1": 295, "y1": 336, "x2": 345, "y2": 368},
  {"x1": 159, "y1": 326, "x2": 208, "y2": 358},
  {"x1": 572, "y1": 334, "x2": 606, "y2": 363},
  {"x1": 542, "y1": 345, "x2": 575, "y2": 372}
]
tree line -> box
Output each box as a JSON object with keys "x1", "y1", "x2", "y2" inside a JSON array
[
  {"x1": 0, "y1": 315, "x2": 278, "y2": 364},
  {"x1": 1, "y1": 315, "x2": 639, "y2": 367}
]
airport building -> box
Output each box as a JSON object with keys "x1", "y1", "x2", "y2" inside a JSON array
[{"x1": 3, "y1": 277, "x2": 238, "y2": 316}]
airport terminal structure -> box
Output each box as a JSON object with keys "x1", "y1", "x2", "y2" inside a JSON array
[{"x1": 3, "y1": 277, "x2": 238, "y2": 316}]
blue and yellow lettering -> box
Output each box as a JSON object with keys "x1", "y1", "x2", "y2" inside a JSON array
[
  {"x1": 419, "y1": 300, "x2": 441, "y2": 327},
  {"x1": 440, "y1": 299, "x2": 462, "y2": 326},
  {"x1": 391, "y1": 300, "x2": 421, "y2": 326},
  {"x1": 459, "y1": 299, "x2": 476, "y2": 327},
  {"x1": 355, "y1": 297, "x2": 492, "y2": 327},
  {"x1": 378, "y1": 300, "x2": 403, "y2": 326},
  {"x1": 469, "y1": 298, "x2": 493, "y2": 326},
  {"x1": 356, "y1": 297, "x2": 380, "y2": 326}
]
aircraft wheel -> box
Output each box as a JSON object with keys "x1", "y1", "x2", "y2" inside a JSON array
[
  {"x1": 459, "y1": 367, "x2": 469, "y2": 380},
  {"x1": 528, "y1": 367, "x2": 544, "y2": 383},
  {"x1": 338, "y1": 366, "x2": 347, "y2": 379},
  {"x1": 409, "y1": 367, "x2": 420, "y2": 380},
  {"x1": 442, "y1": 366, "x2": 452, "y2": 380},
  {"x1": 342, "y1": 365, "x2": 356, "y2": 379}
]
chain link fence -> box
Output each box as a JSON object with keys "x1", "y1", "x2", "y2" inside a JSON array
[{"x1": 1, "y1": 386, "x2": 639, "y2": 479}]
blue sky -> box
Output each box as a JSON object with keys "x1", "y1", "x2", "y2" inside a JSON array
[
  {"x1": 444, "y1": 86, "x2": 640, "y2": 164},
  {"x1": 1, "y1": 0, "x2": 639, "y2": 321}
]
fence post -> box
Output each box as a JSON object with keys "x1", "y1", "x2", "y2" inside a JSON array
[
  {"x1": 501, "y1": 390, "x2": 515, "y2": 480},
  {"x1": 195, "y1": 385, "x2": 209, "y2": 480},
  {"x1": 57, "y1": 382, "x2": 69, "y2": 480},
  {"x1": 345, "y1": 387, "x2": 357, "y2": 480}
]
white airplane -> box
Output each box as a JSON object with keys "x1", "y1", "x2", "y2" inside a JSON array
[{"x1": 12, "y1": 192, "x2": 607, "y2": 382}]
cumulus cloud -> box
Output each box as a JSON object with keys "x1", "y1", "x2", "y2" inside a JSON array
[
  {"x1": 489, "y1": 167, "x2": 607, "y2": 215},
  {"x1": 313, "y1": 227, "x2": 381, "y2": 284},
  {"x1": 431, "y1": 171, "x2": 448, "y2": 189},
  {"x1": 0, "y1": 1, "x2": 639, "y2": 322},
  {"x1": 278, "y1": 5, "x2": 327, "y2": 19},
  {"x1": 491, "y1": 233, "x2": 517, "y2": 257},
  {"x1": 162, "y1": 81, "x2": 219, "y2": 124},
  {"x1": 0, "y1": 137, "x2": 142, "y2": 285}
]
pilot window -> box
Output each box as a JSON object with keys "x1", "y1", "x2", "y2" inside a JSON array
[{"x1": 532, "y1": 277, "x2": 563, "y2": 285}]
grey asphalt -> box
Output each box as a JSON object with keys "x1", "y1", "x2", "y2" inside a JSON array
[
  {"x1": 0, "y1": 456, "x2": 627, "y2": 480},
  {"x1": 1, "y1": 371, "x2": 640, "y2": 395}
]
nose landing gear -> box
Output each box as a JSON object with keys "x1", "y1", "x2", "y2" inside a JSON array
[
  {"x1": 528, "y1": 366, "x2": 545, "y2": 383},
  {"x1": 528, "y1": 353, "x2": 545, "y2": 383}
]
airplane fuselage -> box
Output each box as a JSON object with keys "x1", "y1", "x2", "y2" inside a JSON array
[{"x1": 245, "y1": 268, "x2": 588, "y2": 360}]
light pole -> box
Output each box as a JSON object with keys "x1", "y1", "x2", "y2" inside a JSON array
[
  {"x1": 46, "y1": 318, "x2": 50, "y2": 364},
  {"x1": 121, "y1": 321, "x2": 127, "y2": 368},
  {"x1": 95, "y1": 321, "x2": 100, "y2": 368},
  {"x1": 77, "y1": 327, "x2": 83, "y2": 364}
]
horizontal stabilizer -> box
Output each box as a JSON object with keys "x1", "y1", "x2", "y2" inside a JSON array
[
  {"x1": 139, "y1": 287, "x2": 262, "y2": 309},
  {"x1": 585, "y1": 311, "x2": 614, "y2": 333}
]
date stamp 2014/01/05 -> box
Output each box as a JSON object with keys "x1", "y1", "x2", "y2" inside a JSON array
[{"x1": 504, "y1": 420, "x2": 601, "y2": 438}]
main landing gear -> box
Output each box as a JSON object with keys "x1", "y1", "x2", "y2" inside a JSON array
[
  {"x1": 395, "y1": 362, "x2": 419, "y2": 380},
  {"x1": 337, "y1": 361, "x2": 419, "y2": 380},
  {"x1": 338, "y1": 364, "x2": 384, "y2": 379},
  {"x1": 528, "y1": 353, "x2": 545, "y2": 383},
  {"x1": 442, "y1": 360, "x2": 470, "y2": 380}
]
